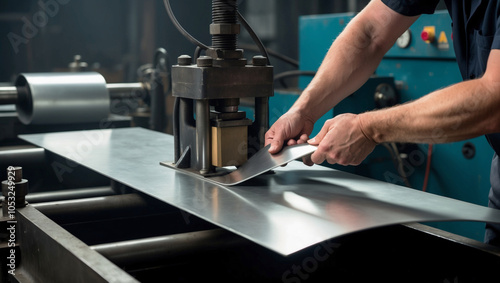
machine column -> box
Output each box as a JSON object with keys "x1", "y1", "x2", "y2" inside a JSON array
[{"x1": 196, "y1": 99, "x2": 211, "y2": 174}]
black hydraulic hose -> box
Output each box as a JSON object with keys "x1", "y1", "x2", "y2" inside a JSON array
[
  {"x1": 273, "y1": 70, "x2": 316, "y2": 81},
  {"x1": 274, "y1": 70, "x2": 316, "y2": 88},
  {"x1": 239, "y1": 43, "x2": 299, "y2": 68},
  {"x1": 194, "y1": 46, "x2": 203, "y2": 59},
  {"x1": 164, "y1": 0, "x2": 272, "y2": 68},
  {"x1": 163, "y1": 0, "x2": 210, "y2": 50},
  {"x1": 237, "y1": 11, "x2": 271, "y2": 65}
]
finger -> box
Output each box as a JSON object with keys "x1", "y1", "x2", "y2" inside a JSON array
[
  {"x1": 287, "y1": 139, "x2": 297, "y2": 146},
  {"x1": 302, "y1": 154, "x2": 314, "y2": 166},
  {"x1": 310, "y1": 150, "x2": 326, "y2": 165},
  {"x1": 264, "y1": 128, "x2": 273, "y2": 146},
  {"x1": 308, "y1": 123, "x2": 328, "y2": 145},
  {"x1": 269, "y1": 140, "x2": 284, "y2": 154},
  {"x1": 297, "y1": 134, "x2": 309, "y2": 144},
  {"x1": 317, "y1": 130, "x2": 341, "y2": 165},
  {"x1": 267, "y1": 130, "x2": 287, "y2": 153}
]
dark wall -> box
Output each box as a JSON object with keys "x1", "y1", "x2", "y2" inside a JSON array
[
  {"x1": 154, "y1": 0, "x2": 212, "y2": 73},
  {"x1": 0, "y1": 0, "x2": 133, "y2": 82},
  {"x1": 0, "y1": 0, "x2": 447, "y2": 84}
]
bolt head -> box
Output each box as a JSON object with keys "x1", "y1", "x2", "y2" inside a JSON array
[
  {"x1": 252, "y1": 55, "x2": 268, "y2": 66},
  {"x1": 197, "y1": 56, "x2": 213, "y2": 67},
  {"x1": 178, "y1": 55, "x2": 192, "y2": 66}
]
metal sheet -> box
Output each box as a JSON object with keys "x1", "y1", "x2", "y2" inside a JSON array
[
  {"x1": 19, "y1": 128, "x2": 500, "y2": 255},
  {"x1": 163, "y1": 144, "x2": 317, "y2": 186},
  {"x1": 207, "y1": 144, "x2": 317, "y2": 185}
]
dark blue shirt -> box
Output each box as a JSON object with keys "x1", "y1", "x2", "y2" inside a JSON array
[{"x1": 382, "y1": 0, "x2": 500, "y2": 154}]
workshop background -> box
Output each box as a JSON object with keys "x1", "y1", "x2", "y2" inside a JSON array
[
  {"x1": 1, "y1": 0, "x2": 383, "y2": 83},
  {"x1": 0, "y1": 0, "x2": 488, "y2": 244},
  {"x1": 2, "y1": 1, "x2": 500, "y2": 282}
]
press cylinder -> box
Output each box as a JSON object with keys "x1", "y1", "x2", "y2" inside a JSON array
[{"x1": 15, "y1": 72, "x2": 110, "y2": 125}]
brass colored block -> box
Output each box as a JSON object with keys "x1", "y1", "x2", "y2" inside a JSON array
[{"x1": 211, "y1": 126, "x2": 248, "y2": 167}]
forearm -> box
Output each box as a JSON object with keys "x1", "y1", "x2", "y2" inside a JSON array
[
  {"x1": 360, "y1": 78, "x2": 500, "y2": 144},
  {"x1": 293, "y1": 20, "x2": 386, "y2": 122},
  {"x1": 290, "y1": 1, "x2": 417, "y2": 122}
]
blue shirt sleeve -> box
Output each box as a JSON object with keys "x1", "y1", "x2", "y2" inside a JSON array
[
  {"x1": 381, "y1": 0, "x2": 440, "y2": 16},
  {"x1": 492, "y1": 3, "x2": 500, "y2": 50}
]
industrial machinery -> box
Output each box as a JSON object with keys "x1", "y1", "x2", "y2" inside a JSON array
[
  {"x1": 167, "y1": 0, "x2": 273, "y2": 175},
  {"x1": 2, "y1": 3, "x2": 500, "y2": 283},
  {"x1": 0, "y1": 48, "x2": 170, "y2": 197},
  {"x1": 0, "y1": 49, "x2": 170, "y2": 135}
]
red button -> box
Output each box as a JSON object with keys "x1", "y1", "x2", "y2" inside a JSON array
[
  {"x1": 421, "y1": 30, "x2": 430, "y2": 41},
  {"x1": 421, "y1": 26, "x2": 435, "y2": 43}
]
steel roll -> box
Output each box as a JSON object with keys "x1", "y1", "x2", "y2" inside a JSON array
[{"x1": 15, "y1": 72, "x2": 110, "y2": 125}]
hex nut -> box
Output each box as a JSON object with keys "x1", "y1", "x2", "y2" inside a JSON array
[
  {"x1": 210, "y1": 23, "x2": 240, "y2": 35},
  {"x1": 207, "y1": 49, "x2": 244, "y2": 60}
]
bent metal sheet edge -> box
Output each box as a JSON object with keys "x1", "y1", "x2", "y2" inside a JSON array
[
  {"x1": 207, "y1": 144, "x2": 317, "y2": 186},
  {"x1": 19, "y1": 128, "x2": 500, "y2": 255},
  {"x1": 162, "y1": 144, "x2": 317, "y2": 186}
]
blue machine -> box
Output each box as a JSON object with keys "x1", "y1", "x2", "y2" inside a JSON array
[{"x1": 270, "y1": 11, "x2": 494, "y2": 241}]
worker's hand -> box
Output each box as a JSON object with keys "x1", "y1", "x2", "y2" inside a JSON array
[
  {"x1": 307, "y1": 113, "x2": 376, "y2": 166},
  {"x1": 265, "y1": 109, "x2": 315, "y2": 155}
]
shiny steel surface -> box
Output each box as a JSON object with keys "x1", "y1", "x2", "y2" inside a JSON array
[
  {"x1": 196, "y1": 99, "x2": 211, "y2": 174},
  {"x1": 15, "y1": 72, "x2": 109, "y2": 125},
  {"x1": 20, "y1": 128, "x2": 500, "y2": 255},
  {"x1": 0, "y1": 86, "x2": 17, "y2": 105},
  {"x1": 207, "y1": 144, "x2": 317, "y2": 186},
  {"x1": 106, "y1": 82, "x2": 144, "y2": 93},
  {"x1": 91, "y1": 229, "x2": 249, "y2": 266}
]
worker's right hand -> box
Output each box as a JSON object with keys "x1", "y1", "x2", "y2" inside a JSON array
[{"x1": 265, "y1": 109, "x2": 315, "y2": 155}]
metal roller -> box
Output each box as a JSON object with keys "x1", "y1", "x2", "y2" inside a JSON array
[
  {"x1": 15, "y1": 72, "x2": 110, "y2": 125},
  {"x1": 0, "y1": 86, "x2": 17, "y2": 104},
  {"x1": 91, "y1": 229, "x2": 250, "y2": 267}
]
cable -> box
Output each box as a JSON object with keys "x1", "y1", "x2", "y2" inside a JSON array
[
  {"x1": 382, "y1": 143, "x2": 398, "y2": 169},
  {"x1": 239, "y1": 43, "x2": 299, "y2": 67},
  {"x1": 382, "y1": 142, "x2": 412, "y2": 188},
  {"x1": 163, "y1": 0, "x2": 210, "y2": 50},
  {"x1": 422, "y1": 144, "x2": 433, "y2": 192},
  {"x1": 236, "y1": 11, "x2": 270, "y2": 65},
  {"x1": 273, "y1": 70, "x2": 316, "y2": 89},
  {"x1": 390, "y1": 143, "x2": 412, "y2": 188},
  {"x1": 194, "y1": 46, "x2": 203, "y2": 59},
  {"x1": 274, "y1": 70, "x2": 316, "y2": 81},
  {"x1": 164, "y1": 0, "x2": 274, "y2": 68}
]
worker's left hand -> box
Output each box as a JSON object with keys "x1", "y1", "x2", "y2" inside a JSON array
[{"x1": 307, "y1": 113, "x2": 376, "y2": 166}]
